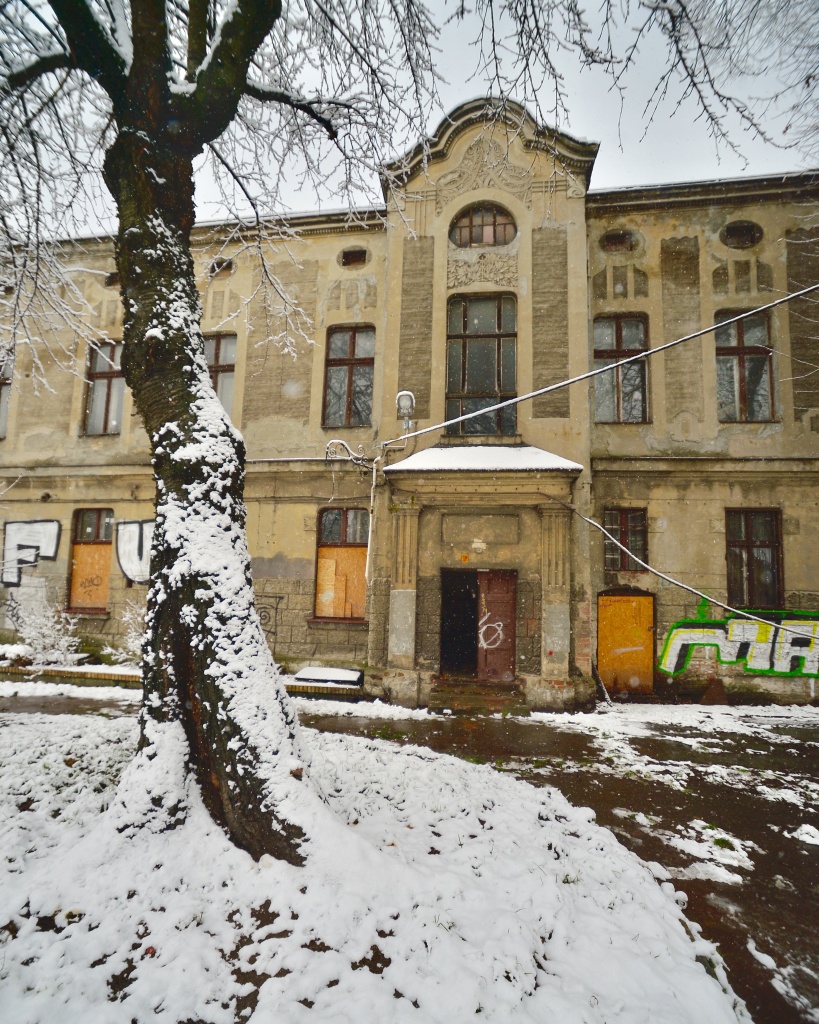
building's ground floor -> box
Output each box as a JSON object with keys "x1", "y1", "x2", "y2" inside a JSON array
[{"x1": 1, "y1": 446, "x2": 817, "y2": 707}]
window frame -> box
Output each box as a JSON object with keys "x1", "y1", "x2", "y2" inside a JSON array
[
  {"x1": 603, "y1": 508, "x2": 648, "y2": 572},
  {"x1": 449, "y1": 204, "x2": 517, "y2": 248},
  {"x1": 313, "y1": 507, "x2": 370, "y2": 621},
  {"x1": 67, "y1": 507, "x2": 115, "y2": 613},
  {"x1": 715, "y1": 310, "x2": 774, "y2": 423},
  {"x1": 725, "y1": 508, "x2": 783, "y2": 610},
  {"x1": 593, "y1": 314, "x2": 649, "y2": 424},
  {"x1": 445, "y1": 293, "x2": 517, "y2": 437},
  {"x1": 83, "y1": 341, "x2": 124, "y2": 436},
  {"x1": 204, "y1": 333, "x2": 237, "y2": 415},
  {"x1": 321, "y1": 324, "x2": 375, "y2": 429}
]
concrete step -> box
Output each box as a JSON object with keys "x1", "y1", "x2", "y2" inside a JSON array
[{"x1": 428, "y1": 677, "x2": 529, "y2": 716}]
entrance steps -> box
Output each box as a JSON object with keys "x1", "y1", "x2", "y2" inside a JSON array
[{"x1": 428, "y1": 677, "x2": 529, "y2": 716}]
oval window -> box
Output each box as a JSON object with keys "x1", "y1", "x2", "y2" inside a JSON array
[
  {"x1": 449, "y1": 205, "x2": 516, "y2": 248},
  {"x1": 720, "y1": 221, "x2": 763, "y2": 249},
  {"x1": 599, "y1": 230, "x2": 637, "y2": 254}
]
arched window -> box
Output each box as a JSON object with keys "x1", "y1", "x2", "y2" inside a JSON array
[{"x1": 449, "y1": 205, "x2": 516, "y2": 248}]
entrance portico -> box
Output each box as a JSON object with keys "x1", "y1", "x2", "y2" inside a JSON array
[{"x1": 381, "y1": 444, "x2": 592, "y2": 710}]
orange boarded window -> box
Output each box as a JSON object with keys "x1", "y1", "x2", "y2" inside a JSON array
[
  {"x1": 315, "y1": 508, "x2": 369, "y2": 619},
  {"x1": 69, "y1": 508, "x2": 114, "y2": 611}
]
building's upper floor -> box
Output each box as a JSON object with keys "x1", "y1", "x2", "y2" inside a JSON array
[{"x1": 1, "y1": 100, "x2": 817, "y2": 473}]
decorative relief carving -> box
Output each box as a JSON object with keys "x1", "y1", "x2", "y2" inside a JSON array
[
  {"x1": 436, "y1": 138, "x2": 532, "y2": 212},
  {"x1": 565, "y1": 173, "x2": 586, "y2": 199},
  {"x1": 447, "y1": 250, "x2": 518, "y2": 288}
]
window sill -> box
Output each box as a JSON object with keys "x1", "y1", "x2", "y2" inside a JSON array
[
  {"x1": 66, "y1": 609, "x2": 111, "y2": 619},
  {"x1": 307, "y1": 617, "x2": 369, "y2": 629}
]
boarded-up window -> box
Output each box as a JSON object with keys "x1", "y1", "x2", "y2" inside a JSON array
[
  {"x1": 69, "y1": 508, "x2": 114, "y2": 611},
  {"x1": 315, "y1": 508, "x2": 369, "y2": 619}
]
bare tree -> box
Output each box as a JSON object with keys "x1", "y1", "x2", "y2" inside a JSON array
[{"x1": 0, "y1": 0, "x2": 815, "y2": 863}]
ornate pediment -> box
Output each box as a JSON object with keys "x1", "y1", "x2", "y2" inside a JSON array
[{"x1": 435, "y1": 138, "x2": 532, "y2": 212}]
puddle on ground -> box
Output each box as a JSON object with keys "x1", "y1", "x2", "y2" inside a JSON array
[{"x1": 0, "y1": 695, "x2": 136, "y2": 717}]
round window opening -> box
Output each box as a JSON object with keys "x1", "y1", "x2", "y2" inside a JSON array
[
  {"x1": 449, "y1": 204, "x2": 516, "y2": 248},
  {"x1": 720, "y1": 221, "x2": 763, "y2": 249},
  {"x1": 599, "y1": 229, "x2": 637, "y2": 254}
]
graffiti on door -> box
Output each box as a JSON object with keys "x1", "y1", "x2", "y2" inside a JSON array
[
  {"x1": 660, "y1": 608, "x2": 819, "y2": 677},
  {"x1": 478, "y1": 611, "x2": 504, "y2": 650}
]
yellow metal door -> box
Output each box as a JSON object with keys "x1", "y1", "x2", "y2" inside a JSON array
[{"x1": 597, "y1": 594, "x2": 654, "y2": 694}]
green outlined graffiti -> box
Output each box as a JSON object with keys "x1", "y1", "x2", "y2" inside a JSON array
[{"x1": 659, "y1": 607, "x2": 819, "y2": 678}]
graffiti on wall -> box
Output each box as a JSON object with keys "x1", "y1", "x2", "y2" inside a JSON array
[
  {"x1": 2, "y1": 521, "x2": 61, "y2": 586},
  {"x1": 660, "y1": 609, "x2": 819, "y2": 678},
  {"x1": 116, "y1": 521, "x2": 154, "y2": 584}
]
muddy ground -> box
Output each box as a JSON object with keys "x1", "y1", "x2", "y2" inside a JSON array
[{"x1": 3, "y1": 692, "x2": 817, "y2": 1023}]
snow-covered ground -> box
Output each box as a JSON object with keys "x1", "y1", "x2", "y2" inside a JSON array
[{"x1": 0, "y1": 699, "x2": 749, "y2": 1023}]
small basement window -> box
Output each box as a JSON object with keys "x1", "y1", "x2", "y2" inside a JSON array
[
  {"x1": 104, "y1": 272, "x2": 120, "y2": 289},
  {"x1": 209, "y1": 257, "x2": 233, "y2": 277},
  {"x1": 720, "y1": 221, "x2": 763, "y2": 250},
  {"x1": 340, "y1": 248, "x2": 368, "y2": 267},
  {"x1": 599, "y1": 230, "x2": 637, "y2": 254}
]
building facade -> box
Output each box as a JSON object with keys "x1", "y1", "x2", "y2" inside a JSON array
[{"x1": 1, "y1": 101, "x2": 818, "y2": 707}]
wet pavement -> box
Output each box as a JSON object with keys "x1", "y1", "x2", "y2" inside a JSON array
[
  {"x1": 3, "y1": 693, "x2": 817, "y2": 1022},
  {"x1": 301, "y1": 709, "x2": 819, "y2": 1024}
]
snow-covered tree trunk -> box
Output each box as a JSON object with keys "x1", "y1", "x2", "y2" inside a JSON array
[{"x1": 103, "y1": 131, "x2": 308, "y2": 864}]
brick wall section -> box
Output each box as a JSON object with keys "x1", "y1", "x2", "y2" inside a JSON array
[
  {"x1": 661, "y1": 237, "x2": 703, "y2": 421},
  {"x1": 366, "y1": 577, "x2": 390, "y2": 668},
  {"x1": 398, "y1": 237, "x2": 435, "y2": 419},
  {"x1": 415, "y1": 575, "x2": 441, "y2": 669},
  {"x1": 253, "y1": 577, "x2": 368, "y2": 668},
  {"x1": 516, "y1": 579, "x2": 541, "y2": 674},
  {"x1": 243, "y1": 260, "x2": 319, "y2": 425},
  {"x1": 786, "y1": 228, "x2": 819, "y2": 416},
  {"x1": 531, "y1": 226, "x2": 570, "y2": 418}
]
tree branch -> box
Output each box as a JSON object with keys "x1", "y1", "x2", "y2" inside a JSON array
[
  {"x1": 243, "y1": 81, "x2": 338, "y2": 139},
  {"x1": 179, "y1": 0, "x2": 282, "y2": 147},
  {"x1": 46, "y1": 0, "x2": 128, "y2": 106},
  {"x1": 2, "y1": 52, "x2": 74, "y2": 95}
]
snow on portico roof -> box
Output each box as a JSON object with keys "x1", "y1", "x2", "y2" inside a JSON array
[{"x1": 385, "y1": 445, "x2": 583, "y2": 474}]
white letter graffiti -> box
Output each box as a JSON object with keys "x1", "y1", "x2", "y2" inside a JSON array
[
  {"x1": 659, "y1": 626, "x2": 740, "y2": 674},
  {"x1": 116, "y1": 520, "x2": 154, "y2": 583},
  {"x1": 478, "y1": 611, "x2": 504, "y2": 650},
  {"x1": 774, "y1": 620, "x2": 819, "y2": 675},
  {"x1": 2, "y1": 520, "x2": 61, "y2": 585},
  {"x1": 660, "y1": 616, "x2": 819, "y2": 677}
]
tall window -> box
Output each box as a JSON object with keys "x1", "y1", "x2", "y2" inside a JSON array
[
  {"x1": 449, "y1": 205, "x2": 516, "y2": 248},
  {"x1": 84, "y1": 342, "x2": 124, "y2": 435},
  {"x1": 603, "y1": 509, "x2": 648, "y2": 572},
  {"x1": 68, "y1": 508, "x2": 114, "y2": 611},
  {"x1": 593, "y1": 316, "x2": 648, "y2": 423},
  {"x1": 446, "y1": 295, "x2": 516, "y2": 436},
  {"x1": 726, "y1": 509, "x2": 783, "y2": 609},
  {"x1": 716, "y1": 311, "x2": 774, "y2": 422},
  {"x1": 314, "y1": 508, "x2": 369, "y2": 619},
  {"x1": 323, "y1": 326, "x2": 374, "y2": 428},
  {"x1": 0, "y1": 353, "x2": 12, "y2": 439},
  {"x1": 204, "y1": 334, "x2": 237, "y2": 416}
]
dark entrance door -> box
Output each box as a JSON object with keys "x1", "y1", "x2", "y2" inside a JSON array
[
  {"x1": 440, "y1": 569, "x2": 516, "y2": 681},
  {"x1": 440, "y1": 569, "x2": 479, "y2": 676}
]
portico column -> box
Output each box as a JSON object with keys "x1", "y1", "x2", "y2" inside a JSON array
[
  {"x1": 539, "y1": 505, "x2": 572, "y2": 680},
  {"x1": 388, "y1": 505, "x2": 420, "y2": 668}
]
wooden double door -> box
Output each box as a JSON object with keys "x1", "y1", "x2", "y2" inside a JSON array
[{"x1": 440, "y1": 569, "x2": 516, "y2": 682}]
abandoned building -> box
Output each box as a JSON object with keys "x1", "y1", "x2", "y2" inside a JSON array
[{"x1": 1, "y1": 100, "x2": 817, "y2": 708}]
